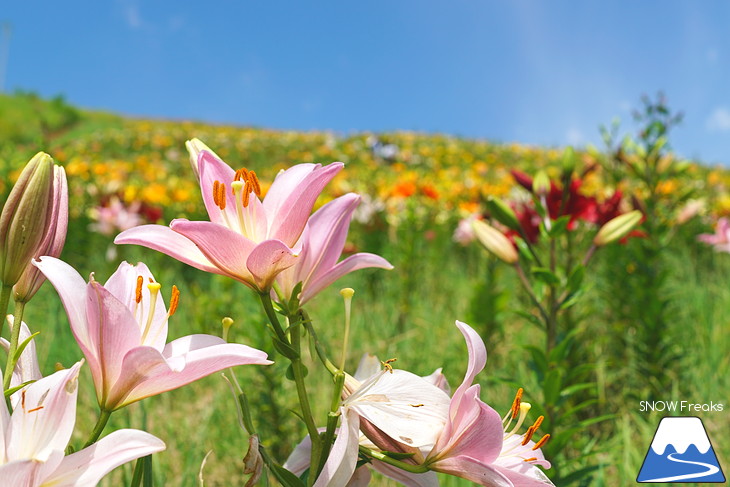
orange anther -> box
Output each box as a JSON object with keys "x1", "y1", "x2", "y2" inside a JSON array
[
  {"x1": 242, "y1": 181, "x2": 252, "y2": 207},
  {"x1": 168, "y1": 285, "x2": 180, "y2": 316},
  {"x1": 523, "y1": 457, "x2": 538, "y2": 463},
  {"x1": 522, "y1": 425, "x2": 536, "y2": 446},
  {"x1": 28, "y1": 406, "x2": 44, "y2": 413},
  {"x1": 217, "y1": 182, "x2": 227, "y2": 210},
  {"x1": 135, "y1": 276, "x2": 144, "y2": 303},
  {"x1": 248, "y1": 171, "x2": 261, "y2": 197},
  {"x1": 213, "y1": 180, "x2": 221, "y2": 206},
  {"x1": 532, "y1": 434, "x2": 550, "y2": 450},
  {"x1": 511, "y1": 388, "x2": 523, "y2": 419}
]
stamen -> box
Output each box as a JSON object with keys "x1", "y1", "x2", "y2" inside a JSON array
[
  {"x1": 213, "y1": 180, "x2": 221, "y2": 206},
  {"x1": 242, "y1": 181, "x2": 252, "y2": 207},
  {"x1": 217, "y1": 182, "x2": 227, "y2": 210},
  {"x1": 168, "y1": 285, "x2": 180, "y2": 317},
  {"x1": 21, "y1": 390, "x2": 26, "y2": 411},
  {"x1": 28, "y1": 406, "x2": 44, "y2": 413},
  {"x1": 523, "y1": 457, "x2": 538, "y2": 463},
  {"x1": 135, "y1": 276, "x2": 144, "y2": 304},
  {"x1": 511, "y1": 388, "x2": 523, "y2": 419},
  {"x1": 522, "y1": 425, "x2": 537, "y2": 446},
  {"x1": 505, "y1": 402, "x2": 532, "y2": 441},
  {"x1": 231, "y1": 181, "x2": 248, "y2": 234},
  {"x1": 141, "y1": 282, "x2": 162, "y2": 342},
  {"x1": 532, "y1": 434, "x2": 550, "y2": 450},
  {"x1": 248, "y1": 170, "x2": 261, "y2": 196},
  {"x1": 381, "y1": 358, "x2": 397, "y2": 373}
]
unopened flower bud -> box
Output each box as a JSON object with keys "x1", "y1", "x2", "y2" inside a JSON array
[
  {"x1": 472, "y1": 220, "x2": 518, "y2": 264},
  {"x1": 532, "y1": 171, "x2": 551, "y2": 197},
  {"x1": 485, "y1": 197, "x2": 521, "y2": 231},
  {"x1": 562, "y1": 146, "x2": 577, "y2": 174},
  {"x1": 594, "y1": 210, "x2": 643, "y2": 246},
  {"x1": 185, "y1": 138, "x2": 222, "y2": 180},
  {"x1": 16, "y1": 165, "x2": 68, "y2": 303},
  {"x1": 0, "y1": 152, "x2": 55, "y2": 287}
]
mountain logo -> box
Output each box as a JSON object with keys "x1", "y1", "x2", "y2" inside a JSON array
[{"x1": 637, "y1": 416, "x2": 725, "y2": 483}]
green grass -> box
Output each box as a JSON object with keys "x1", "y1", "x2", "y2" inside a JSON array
[{"x1": 3, "y1": 92, "x2": 729, "y2": 486}]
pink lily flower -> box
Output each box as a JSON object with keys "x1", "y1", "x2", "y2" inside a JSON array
[
  {"x1": 698, "y1": 217, "x2": 730, "y2": 253},
  {"x1": 0, "y1": 361, "x2": 165, "y2": 486},
  {"x1": 276, "y1": 193, "x2": 393, "y2": 304},
  {"x1": 34, "y1": 257, "x2": 271, "y2": 411},
  {"x1": 422, "y1": 321, "x2": 553, "y2": 487},
  {"x1": 115, "y1": 147, "x2": 343, "y2": 291}
]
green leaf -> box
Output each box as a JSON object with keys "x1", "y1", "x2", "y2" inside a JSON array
[
  {"x1": 512, "y1": 311, "x2": 543, "y2": 329},
  {"x1": 514, "y1": 237, "x2": 534, "y2": 262},
  {"x1": 566, "y1": 265, "x2": 584, "y2": 293},
  {"x1": 271, "y1": 337, "x2": 299, "y2": 360},
  {"x1": 558, "y1": 465, "x2": 602, "y2": 485},
  {"x1": 548, "y1": 215, "x2": 571, "y2": 237},
  {"x1": 285, "y1": 364, "x2": 308, "y2": 381},
  {"x1": 13, "y1": 331, "x2": 40, "y2": 362},
  {"x1": 543, "y1": 369, "x2": 562, "y2": 405},
  {"x1": 531, "y1": 267, "x2": 561, "y2": 286},
  {"x1": 269, "y1": 464, "x2": 306, "y2": 487},
  {"x1": 4, "y1": 380, "x2": 35, "y2": 398}
]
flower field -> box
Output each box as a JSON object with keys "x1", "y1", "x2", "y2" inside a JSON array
[{"x1": 1, "y1": 92, "x2": 729, "y2": 486}]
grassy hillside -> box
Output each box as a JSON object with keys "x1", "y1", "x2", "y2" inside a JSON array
[{"x1": 1, "y1": 92, "x2": 729, "y2": 486}]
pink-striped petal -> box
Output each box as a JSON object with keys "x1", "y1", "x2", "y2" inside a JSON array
[
  {"x1": 246, "y1": 239, "x2": 298, "y2": 291},
  {"x1": 114, "y1": 224, "x2": 222, "y2": 275},
  {"x1": 108, "y1": 336, "x2": 270, "y2": 409},
  {"x1": 265, "y1": 162, "x2": 344, "y2": 246},
  {"x1": 171, "y1": 220, "x2": 258, "y2": 285},
  {"x1": 33, "y1": 257, "x2": 102, "y2": 382},
  {"x1": 46, "y1": 429, "x2": 165, "y2": 487},
  {"x1": 197, "y1": 150, "x2": 236, "y2": 225},
  {"x1": 302, "y1": 253, "x2": 392, "y2": 304},
  {"x1": 85, "y1": 281, "x2": 142, "y2": 403},
  {"x1": 432, "y1": 455, "x2": 512, "y2": 487},
  {"x1": 104, "y1": 262, "x2": 168, "y2": 351},
  {"x1": 452, "y1": 321, "x2": 488, "y2": 406}
]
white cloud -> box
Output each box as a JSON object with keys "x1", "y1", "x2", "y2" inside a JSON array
[{"x1": 706, "y1": 107, "x2": 730, "y2": 132}]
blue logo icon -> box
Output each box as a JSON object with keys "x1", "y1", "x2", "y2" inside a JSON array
[{"x1": 637, "y1": 416, "x2": 725, "y2": 483}]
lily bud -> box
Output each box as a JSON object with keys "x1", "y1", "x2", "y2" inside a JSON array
[
  {"x1": 562, "y1": 146, "x2": 577, "y2": 173},
  {"x1": 472, "y1": 220, "x2": 518, "y2": 264},
  {"x1": 15, "y1": 166, "x2": 68, "y2": 303},
  {"x1": 532, "y1": 171, "x2": 551, "y2": 197},
  {"x1": 0, "y1": 152, "x2": 55, "y2": 287},
  {"x1": 594, "y1": 210, "x2": 643, "y2": 246},
  {"x1": 185, "y1": 138, "x2": 222, "y2": 180},
  {"x1": 485, "y1": 197, "x2": 521, "y2": 231}
]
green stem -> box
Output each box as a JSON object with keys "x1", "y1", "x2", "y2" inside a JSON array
[
  {"x1": 0, "y1": 285, "x2": 11, "y2": 339},
  {"x1": 514, "y1": 263, "x2": 550, "y2": 326},
  {"x1": 301, "y1": 313, "x2": 338, "y2": 375},
  {"x1": 3, "y1": 299, "x2": 26, "y2": 390},
  {"x1": 316, "y1": 372, "x2": 345, "y2": 478},
  {"x1": 359, "y1": 446, "x2": 430, "y2": 474},
  {"x1": 258, "y1": 294, "x2": 322, "y2": 482},
  {"x1": 83, "y1": 408, "x2": 113, "y2": 448}
]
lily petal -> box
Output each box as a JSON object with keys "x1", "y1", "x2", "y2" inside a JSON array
[
  {"x1": 109, "y1": 336, "x2": 270, "y2": 408},
  {"x1": 197, "y1": 150, "x2": 237, "y2": 226},
  {"x1": 7, "y1": 362, "x2": 82, "y2": 463},
  {"x1": 171, "y1": 220, "x2": 258, "y2": 285},
  {"x1": 45, "y1": 429, "x2": 165, "y2": 487},
  {"x1": 313, "y1": 408, "x2": 360, "y2": 487},
  {"x1": 114, "y1": 224, "x2": 222, "y2": 275},
  {"x1": 246, "y1": 239, "x2": 298, "y2": 291},
  {"x1": 302, "y1": 253, "x2": 392, "y2": 304},
  {"x1": 265, "y1": 162, "x2": 344, "y2": 246}
]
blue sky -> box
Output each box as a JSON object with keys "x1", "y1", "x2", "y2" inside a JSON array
[{"x1": 3, "y1": 1, "x2": 730, "y2": 164}]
